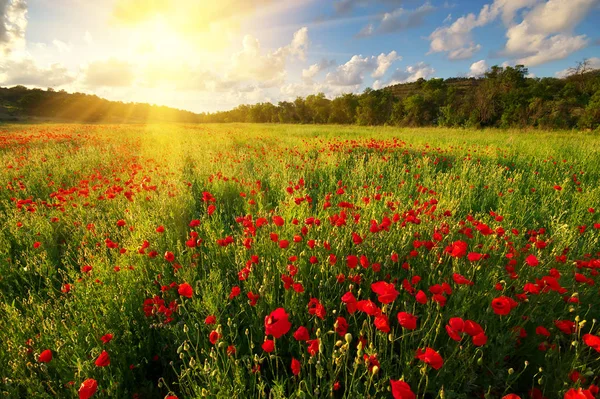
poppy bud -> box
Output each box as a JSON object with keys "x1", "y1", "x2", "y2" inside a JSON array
[
  {"x1": 345, "y1": 333, "x2": 352, "y2": 344},
  {"x1": 508, "y1": 368, "x2": 514, "y2": 375}
]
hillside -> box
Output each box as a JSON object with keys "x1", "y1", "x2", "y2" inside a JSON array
[{"x1": 0, "y1": 86, "x2": 201, "y2": 123}]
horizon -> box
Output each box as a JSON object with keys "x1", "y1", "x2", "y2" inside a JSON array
[{"x1": 1, "y1": 0, "x2": 599, "y2": 114}]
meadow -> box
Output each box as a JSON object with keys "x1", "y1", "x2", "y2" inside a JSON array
[{"x1": 0, "y1": 123, "x2": 599, "y2": 399}]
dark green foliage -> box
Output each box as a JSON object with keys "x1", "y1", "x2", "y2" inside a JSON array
[
  {"x1": 200, "y1": 62, "x2": 600, "y2": 130},
  {"x1": 0, "y1": 86, "x2": 199, "y2": 123}
]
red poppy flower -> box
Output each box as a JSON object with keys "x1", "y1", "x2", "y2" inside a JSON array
[
  {"x1": 371, "y1": 281, "x2": 399, "y2": 304},
  {"x1": 293, "y1": 326, "x2": 310, "y2": 341},
  {"x1": 262, "y1": 339, "x2": 275, "y2": 353},
  {"x1": 452, "y1": 273, "x2": 474, "y2": 285},
  {"x1": 291, "y1": 357, "x2": 301, "y2": 376},
  {"x1": 583, "y1": 334, "x2": 600, "y2": 352},
  {"x1": 307, "y1": 339, "x2": 319, "y2": 356},
  {"x1": 525, "y1": 254, "x2": 539, "y2": 267},
  {"x1": 94, "y1": 350, "x2": 110, "y2": 367},
  {"x1": 415, "y1": 347, "x2": 443, "y2": 370},
  {"x1": 415, "y1": 290, "x2": 428, "y2": 304},
  {"x1": 100, "y1": 334, "x2": 113, "y2": 344},
  {"x1": 535, "y1": 326, "x2": 550, "y2": 337},
  {"x1": 374, "y1": 314, "x2": 390, "y2": 333},
  {"x1": 335, "y1": 317, "x2": 348, "y2": 336},
  {"x1": 564, "y1": 388, "x2": 594, "y2": 399},
  {"x1": 78, "y1": 379, "x2": 98, "y2": 399},
  {"x1": 205, "y1": 315, "x2": 216, "y2": 325},
  {"x1": 178, "y1": 283, "x2": 193, "y2": 298},
  {"x1": 446, "y1": 241, "x2": 468, "y2": 258},
  {"x1": 229, "y1": 286, "x2": 241, "y2": 299},
  {"x1": 390, "y1": 379, "x2": 415, "y2": 399},
  {"x1": 491, "y1": 296, "x2": 517, "y2": 316},
  {"x1": 341, "y1": 291, "x2": 357, "y2": 313},
  {"x1": 502, "y1": 395, "x2": 521, "y2": 399},
  {"x1": 397, "y1": 312, "x2": 418, "y2": 330},
  {"x1": 209, "y1": 330, "x2": 220, "y2": 345},
  {"x1": 264, "y1": 308, "x2": 292, "y2": 338},
  {"x1": 555, "y1": 320, "x2": 576, "y2": 334},
  {"x1": 39, "y1": 349, "x2": 52, "y2": 363}
]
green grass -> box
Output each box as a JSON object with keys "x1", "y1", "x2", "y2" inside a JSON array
[{"x1": 0, "y1": 123, "x2": 599, "y2": 399}]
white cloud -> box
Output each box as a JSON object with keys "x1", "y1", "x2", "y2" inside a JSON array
[
  {"x1": 388, "y1": 62, "x2": 436, "y2": 85},
  {"x1": 326, "y1": 55, "x2": 375, "y2": 86},
  {"x1": 428, "y1": 0, "x2": 596, "y2": 64},
  {"x1": 83, "y1": 58, "x2": 135, "y2": 88},
  {"x1": 231, "y1": 27, "x2": 309, "y2": 86},
  {"x1": 468, "y1": 59, "x2": 488, "y2": 77},
  {"x1": 0, "y1": 57, "x2": 75, "y2": 87},
  {"x1": 302, "y1": 59, "x2": 336, "y2": 82},
  {"x1": 373, "y1": 51, "x2": 400, "y2": 78},
  {"x1": 357, "y1": 3, "x2": 436, "y2": 37},
  {"x1": 52, "y1": 39, "x2": 71, "y2": 53},
  {"x1": 325, "y1": 51, "x2": 399, "y2": 86},
  {"x1": 501, "y1": 0, "x2": 598, "y2": 66},
  {"x1": 427, "y1": 0, "x2": 539, "y2": 60},
  {"x1": 0, "y1": 0, "x2": 27, "y2": 55}
]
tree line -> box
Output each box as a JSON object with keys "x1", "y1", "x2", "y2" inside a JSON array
[
  {"x1": 198, "y1": 62, "x2": 600, "y2": 130},
  {"x1": 1, "y1": 61, "x2": 599, "y2": 129}
]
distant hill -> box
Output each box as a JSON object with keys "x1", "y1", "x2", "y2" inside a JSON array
[
  {"x1": 384, "y1": 77, "x2": 481, "y2": 100},
  {"x1": 0, "y1": 86, "x2": 201, "y2": 123}
]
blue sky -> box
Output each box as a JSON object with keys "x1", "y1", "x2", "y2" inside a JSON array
[{"x1": 1, "y1": 0, "x2": 599, "y2": 112}]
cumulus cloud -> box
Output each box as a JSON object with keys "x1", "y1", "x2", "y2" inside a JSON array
[
  {"x1": 83, "y1": 59, "x2": 136, "y2": 88},
  {"x1": 428, "y1": 0, "x2": 538, "y2": 60},
  {"x1": 0, "y1": 0, "x2": 27, "y2": 55},
  {"x1": 502, "y1": 0, "x2": 598, "y2": 66},
  {"x1": 326, "y1": 51, "x2": 399, "y2": 86},
  {"x1": 468, "y1": 59, "x2": 488, "y2": 77},
  {"x1": 358, "y1": 3, "x2": 436, "y2": 37},
  {"x1": 373, "y1": 51, "x2": 400, "y2": 78},
  {"x1": 0, "y1": 57, "x2": 75, "y2": 87},
  {"x1": 388, "y1": 62, "x2": 436, "y2": 85},
  {"x1": 231, "y1": 27, "x2": 309, "y2": 87},
  {"x1": 302, "y1": 59, "x2": 336, "y2": 82}
]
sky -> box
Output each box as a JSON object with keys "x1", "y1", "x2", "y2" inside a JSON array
[{"x1": 1, "y1": 0, "x2": 599, "y2": 113}]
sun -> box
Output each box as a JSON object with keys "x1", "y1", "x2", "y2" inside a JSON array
[{"x1": 129, "y1": 17, "x2": 189, "y2": 60}]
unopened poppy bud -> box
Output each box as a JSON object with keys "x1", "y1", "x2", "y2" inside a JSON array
[
  {"x1": 524, "y1": 361, "x2": 529, "y2": 367},
  {"x1": 345, "y1": 333, "x2": 352, "y2": 344},
  {"x1": 183, "y1": 324, "x2": 189, "y2": 333},
  {"x1": 477, "y1": 357, "x2": 483, "y2": 366},
  {"x1": 508, "y1": 368, "x2": 514, "y2": 375},
  {"x1": 372, "y1": 366, "x2": 379, "y2": 375},
  {"x1": 189, "y1": 358, "x2": 196, "y2": 367},
  {"x1": 538, "y1": 377, "x2": 543, "y2": 385},
  {"x1": 388, "y1": 334, "x2": 393, "y2": 342},
  {"x1": 335, "y1": 340, "x2": 343, "y2": 347},
  {"x1": 316, "y1": 328, "x2": 321, "y2": 337}
]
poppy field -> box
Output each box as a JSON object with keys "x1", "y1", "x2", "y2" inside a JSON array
[{"x1": 1, "y1": 123, "x2": 600, "y2": 399}]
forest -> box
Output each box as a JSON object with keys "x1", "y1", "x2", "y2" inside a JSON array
[{"x1": 1, "y1": 62, "x2": 599, "y2": 129}]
